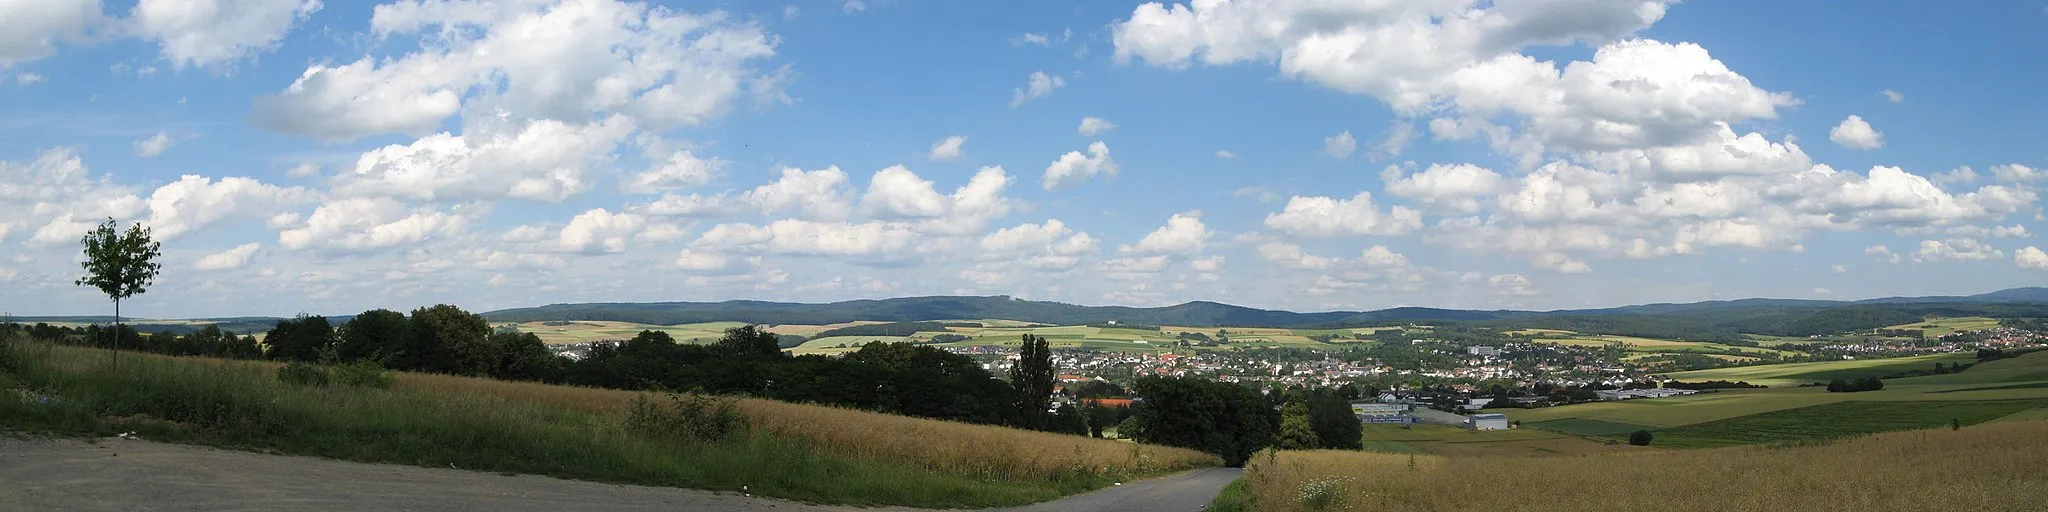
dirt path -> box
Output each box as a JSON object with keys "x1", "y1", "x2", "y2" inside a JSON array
[{"x1": 0, "y1": 437, "x2": 1235, "y2": 512}]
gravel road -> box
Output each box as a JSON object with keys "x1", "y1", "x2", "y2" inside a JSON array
[{"x1": 0, "y1": 437, "x2": 1238, "y2": 512}]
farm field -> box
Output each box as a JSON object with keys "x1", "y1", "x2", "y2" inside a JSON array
[
  {"x1": 1885, "y1": 316, "x2": 2001, "y2": 337},
  {"x1": 1663, "y1": 351, "x2": 1980, "y2": 387},
  {"x1": 1508, "y1": 352, "x2": 2048, "y2": 442},
  {"x1": 1648, "y1": 399, "x2": 2048, "y2": 448},
  {"x1": 1233, "y1": 420, "x2": 2048, "y2": 512},
  {"x1": 1531, "y1": 333, "x2": 1795, "y2": 357},
  {"x1": 1354, "y1": 424, "x2": 1627, "y2": 457},
  {"x1": 500, "y1": 321, "x2": 753, "y2": 345}
]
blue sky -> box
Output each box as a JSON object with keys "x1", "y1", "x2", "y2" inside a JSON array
[{"x1": 2, "y1": 0, "x2": 2046, "y2": 319}]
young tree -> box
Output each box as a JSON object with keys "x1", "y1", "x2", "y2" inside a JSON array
[
  {"x1": 716, "y1": 325, "x2": 785, "y2": 359},
  {"x1": 1628, "y1": 429, "x2": 1655, "y2": 446},
  {"x1": 74, "y1": 218, "x2": 162, "y2": 365},
  {"x1": 264, "y1": 315, "x2": 335, "y2": 362},
  {"x1": 1010, "y1": 333, "x2": 1055, "y2": 430},
  {"x1": 337, "y1": 309, "x2": 410, "y2": 363}
]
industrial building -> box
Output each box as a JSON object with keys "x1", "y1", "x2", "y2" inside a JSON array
[
  {"x1": 1594, "y1": 388, "x2": 1700, "y2": 401},
  {"x1": 1467, "y1": 413, "x2": 1510, "y2": 431},
  {"x1": 1351, "y1": 401, "x2": 1415, "y2": 425}
]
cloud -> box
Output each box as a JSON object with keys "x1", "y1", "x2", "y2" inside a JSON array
[
  {"x1": 284, "y1": 163, "x2": 320, "y2": 177},
  {"x1": 2017, "y1": 247, "x2": 2048, "y2": 270},
  {"x1": 252, "y1": 0, "x2": 783, "y2": 140},
  {"x1": 1912, "y1": 238, "x2": 2002, "y2": 263},
  {"x1": 1014, "y1": 32, "x2": 1050, "y2": 47},
  {"x1": 1258, "y1": 243, "x2": 1334, "y2": 269},
  {"x1": 1992, "y1": 164, "x2": 2045, "y2": 183},
  {"x1": 134, "y1": 132, "x2": 174, "y2": 158},
  {"x1": 16, "y1": 73, "x2": 46, "y2": 86},
  {"x1": 1881, "y1": 89, "x2": 1904, "y2": 103},
  {"x1": 1263, "y1": 192, "x2": 1422, "y2": 237},
  {"x1": 194, "y1": 243, "x2": 261, "y2": 270},
  {"x1": 1489, "y1": 273, "x2": 1537, "y2": 296},
  {"x1": 144, "y1": 174, "x2": 314, "y2": 240},
  {"x1": 1381, "y1": 163, "x2": 1505, "y2": 213},
  {"x1": 861, "y1": 165, "x2": 1013, "y2": 234},
  {"x1": 276, "y1": 198, "x2": 475, "y2": 254},
  {"x1": 978, "y1": 219, "x2": 1098, "y2": 270},
  {"x1": 1078, "y1": 117, "x2": 1116, "y2": 136},
  {"x1": 131, "y1": 0, "x2": 323, "y2": 68},
  {"x1": 843, "y1": 0, "x2": 865, "y2": 14},
  {"x1": 1532, "y1": 253, "x2": 1591, "y2": 274},
  {"x1": 1831, "y1": 264, "x2": 1848, "y2": 274},
  {"x1": 1829, "y1": 115, "x2": 1885, "y2": 150},
  {"x1": 1120, "y1": 211, "x2": 1210, "y2": 256},
  {"x1": 0, "y1": 0, "x2": 101, "y2": 66},
  {"x1": 1010, "y1": 71, "x2": 1065, "y2": 107},
  {"x1": 1043, "y1": 141, "x2": 1118, "y2": 190},
  {"x1": 1933, "y1": 166, "x2": 1979, "y2": 188},
  {"x1": 928, "y1": 135, "x2": 966, "y2": 161},
  {"x1": 1323, "y1": 130, "x2": 1356, "y2": 159},
  {"x1": 1215, "y1": 150, "x2": 1238, "y2": 159},
  {"x1": 623, "y1": 150, "x2": 721, "y2": 194},
  {"x1": 335, "y1": 117, "x2": 634, "y2": 203}
]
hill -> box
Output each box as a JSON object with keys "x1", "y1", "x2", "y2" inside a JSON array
[{"x1": 19, "y1": 287, "x2": 2048, "y2": 337}]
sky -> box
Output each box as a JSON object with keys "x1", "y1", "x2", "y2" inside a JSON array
[{"x1": 2, "y1": 0, "x2": 2047, "y2": 319}]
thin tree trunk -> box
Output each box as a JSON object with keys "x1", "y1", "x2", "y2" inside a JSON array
[{"x1": 112, "y1": 298, "x2": 120, "y2": 370}]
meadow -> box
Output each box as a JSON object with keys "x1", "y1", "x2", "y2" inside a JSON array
[
  {"x1": 1353, "y1": 424, "x2": 1631, "y2": 457},
  {"x1": 1884, "y1": 316, "x2": 2002, "y2": 337},
  {"x1": 1231, "y1": 420, "x2": 2048, "y2": 511},
  {"x1": 1510, "y1": 351, "x2": 2048, "y2": 445},
  {"x1": 1534, "y1": 333, "x2": 1795, "y2": 358},
  {"x1": 0, "y1": 340, "x2": 1216, "y2": 508}
]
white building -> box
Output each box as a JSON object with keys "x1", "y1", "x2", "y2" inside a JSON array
[
  {"x1": 1466, "y1": 346, "x2": 1499, "y2": 357},
  {"x1": 1467, "y1": 413, "x2": 1510, "y2": 431},
  {"x1": 1594, "y1": 388, "x2": 1701, "y2": 401}
]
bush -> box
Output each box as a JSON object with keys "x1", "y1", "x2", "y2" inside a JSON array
[
  {"x1": 276, "y1": 362, "x2": 329, "y2": 387},
  {"x1": 624, "y1": 391, "x2": 749, "y2": 443},
  {"x1": 1628, "y1": 429, "x2": 1654, "y2": 446},
  {"x1": 330, "y1": 361, "x2": 394, "y2": 389}
]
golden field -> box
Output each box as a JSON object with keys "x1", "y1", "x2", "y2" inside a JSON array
[{"x1": 1239, "y1": 420, "x2": 2048, "y2": 512}]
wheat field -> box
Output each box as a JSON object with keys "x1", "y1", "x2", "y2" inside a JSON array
[
  {"x1": 393, "y1": 370, "x2": 1220, "y2": 481},
  {"x1": 1240, "y1": 420, "x2": 2048, "y2": 512}
]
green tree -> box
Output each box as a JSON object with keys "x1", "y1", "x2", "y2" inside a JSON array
[
  {"x1": 400, "y1": 304, "x2": 492, "y2": 374},
  {"x1": 716, "y1": 325, "x2": 784, "y2": 359},
  {"x1": 1306, "y1": 389, "x2": 1364, "y2": 450},
  {"x1": 1132, "y1": 376, "x2": 1278, "y2": 467},
  {"x1": 1010, "y1": 333, "x2": 1055, "y2": 430},
  {"x1": 1276, "y1": 400, "x2": 1319, "y2": 449},
  {"x1": 264, "y1": 315, "x2": 335, "y2": 362},
  {"x1": 337, "y1": 309, "x2": 410, "y2": 363},
  {"x1": 74, "y1": 218, "x2": 162, "y2": 365},
  {"x1": 1628, "y1": 429, "x2": 1654, "y2": 446}
]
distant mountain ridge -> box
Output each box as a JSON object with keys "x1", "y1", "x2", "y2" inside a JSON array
[
  {"x1": 479, "y1": 288, "x2": 2048, "y2": 328},
  {"x1": 16, "y1": 288, "x2": 2048, "y2": 337}
]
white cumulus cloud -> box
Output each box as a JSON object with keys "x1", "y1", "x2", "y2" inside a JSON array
[{"x1": 1829, "y1": 115, "x2": 1885, "y2": 150}]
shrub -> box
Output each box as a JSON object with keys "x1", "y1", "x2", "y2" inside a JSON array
[
  {"x1": 276, "y1": 362, "x2": 330, "y2": 387},
  {"x1": 331, "y1": 361, "x2": 395, "y2": 389},
  {"x1": 624, "y1": 391, "x2": 750, "y2": 443},
  {"x1": 1296, "y1": 475, "x2": 1355, "y2": 511},
  {"x1": 1628, "y1": 429, "x2": 1655, "y2": 446}
]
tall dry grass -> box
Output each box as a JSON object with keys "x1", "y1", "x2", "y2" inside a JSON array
[
  {"x1": 394, "y1": 371, "x2": 1220, "y2": 481},
  {"x1": 1241, "y1": 421, "x2": 2048, "y2": 512}
]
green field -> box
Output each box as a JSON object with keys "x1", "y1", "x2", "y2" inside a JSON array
[
  {"x1": 1648, "y1": 399, "x2": 2048, "y2": 448},
  {"x1": 504, "y1": 321, "x2": 754, "y2": 345},
  {"x1": 1533, "y1": 333, "x2": 1795, "y2": 358},
  {"x1": 1509, "y1": 352, "x2": 2048, "y2": 445},
  {"x1": 1884, "y1": 316, "x2": 2001, "y2": 337},
  {"x1": 1664, "y1": 352, "x2": 1979, "y2": 387}
]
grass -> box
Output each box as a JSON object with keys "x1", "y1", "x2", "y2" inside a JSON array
[
  {"x1": 1884, "y1": 316, "x2": 2002, "y2": 337},
  {"x1": 1524, "y1": 417, "x2": 1655, "y2": 436},
  {"x1": 1237, "y1": 420, "x2": 2048, "y2": 511},
  {"x1": 1663, "y1": 352, "x2": 1980, "y2": 387},
  {"x1": 0, "y1": 340, "x2": 1216, "y2": 508},
  {"x1": 1646, "y1": 399, "x2": 2048, "y2": 448},
  {"x1": 1352, "y1": 424, "x2": 1629, "y2": 457},
  {"x1": 1538, "y1": 335, "x2": 1794, "y2": 357},
  {"x1": 1206, "y1": 477, "x2": 1252, "y2": 512}
]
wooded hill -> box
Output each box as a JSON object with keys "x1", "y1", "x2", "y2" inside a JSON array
[{"x1": 21, "y1": 288, "x2": 2048, "y2": 340}]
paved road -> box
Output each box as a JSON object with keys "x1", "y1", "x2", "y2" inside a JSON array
[
  {"x1": 992, "y1": 467, "x2": 1242, "y2": 512},
  {"x1": 0, "y1": 437, "x2": 1238, "y2": 512}
]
